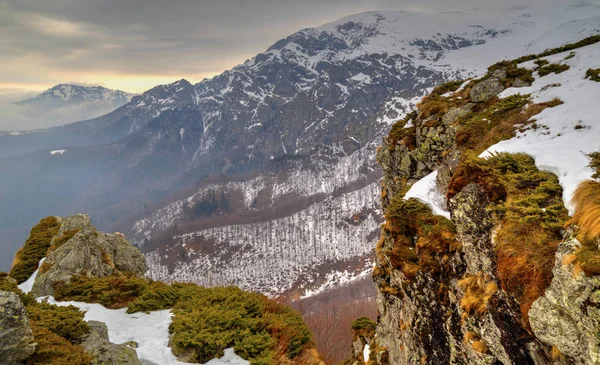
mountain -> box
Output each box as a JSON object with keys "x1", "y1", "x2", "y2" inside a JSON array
[
  {"x1": 358, "y1": 36, "x2": 600, "y2": 365},
  {"x1": 1, "y1": 6, "x2": 599, "y2": 298},
  {"x1": 1, "y1": 84, "x2": 135, "y2": 134},
  {"x1": 14, "y1": 84, "x2": 134, "y2": 108}
]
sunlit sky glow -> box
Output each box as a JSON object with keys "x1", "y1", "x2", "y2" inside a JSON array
[{"x1": 0, "y1": 0, "x2": 583, "y2": 94}]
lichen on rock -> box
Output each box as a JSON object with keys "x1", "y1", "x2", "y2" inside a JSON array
[
  {"x1": 31, "y1": 214, "x2": 147, "y2": 297},
  {"x1": 0, "y1": 290, "x2": 36, "y2": 364}
]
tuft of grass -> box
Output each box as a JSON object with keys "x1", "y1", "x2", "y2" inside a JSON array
[
  {"x1": 48, "y1": 228, "x2": 80, "y2": 254},
  {"x1": 567, "y1": 176, "x2": 600, "y2": 276},
  {"x1": 169, "y1": 285, "x2": 312, "y2": 364},
  {"x1": 458, "y1": 274, "x2": 498, "y2": 318},
  {"x1": 569, "y1": 179, "x2": 600, "y2": 242},
  {"x1": 384, "y1": 197, "x2": 460, "y2": 280},
  {"x1": 430, "y1": 79, "x2": 465, "y2": 97},
  {"x1": 449, "y1": 153, "x2": 568, "y2": 327},
  {"x1": 586, "y1": 68, "x2": 600, "y2": 82},
  {"x1": 388, "y1": 111, "x2": 417, "y2": 151},
  {"x1": 498, "y1": 35, "x2": 600, "y2": 66},
  {"x1": 27, "y1": 325, "x2": 92, "y2": 365},
  {"x1": 564, "y1": 52, "x2": 576, "y2": 60},
  {"x1": 587, "y1": 151, "x2": 600, "y2": 179},
  {"x1": 10, "y1": 216, "x2": 60, "y2": 283},
  {"x1": 471, "y1": 340, "x2": 489, "y2": 354},
  {"x1": 453, "y1": 94, "x2": 561, "y2": 155},
  {"x1": 538, "y1": 63, "x2": 570, "y2": 77}
]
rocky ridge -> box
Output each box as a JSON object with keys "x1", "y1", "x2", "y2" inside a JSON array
[{"x1": 368, "y1": 38, "x2": 600, "y2": 364}]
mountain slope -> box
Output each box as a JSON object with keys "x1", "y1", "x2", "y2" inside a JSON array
[{"x1": 1, "y1": 6, "x2": 599, "y2": 297}]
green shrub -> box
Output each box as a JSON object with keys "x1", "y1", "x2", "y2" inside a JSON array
[
  {"x1": 26, "y1": 300, "x2": 89, "y2": 342},
  {"x1": 169, "y1": 286, "x2": 312, "y2": 364},
  {"x1": 127, "y1": 281, "x2": 179, "y2": 313},
  {"x1": 586, "y1": 68, "x2": 600, "y2": 82},
  {"x1": 10, "y1": 217, "x2": 60, "y2": 283},
  {"x1": 26, "y1": 325, "x2": 91, "y2": 365},
  {"x1": 538, "y1": 63, "x2": 570, "y2": 77},
  {"x1": 53, "y1": 275, "x2": 149, "y2": 309}
]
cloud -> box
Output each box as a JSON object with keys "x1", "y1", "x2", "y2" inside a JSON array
[{"x1": 0, "y1": 0, "x2": 595, "y2": 95}]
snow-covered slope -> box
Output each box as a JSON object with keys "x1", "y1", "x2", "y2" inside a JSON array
[
  {"x1": 402, "y1": 41, "x2": 600, "y2": 224},
  {"x1": 483, "y1": 42, "x2": 600, "y2": 214}
]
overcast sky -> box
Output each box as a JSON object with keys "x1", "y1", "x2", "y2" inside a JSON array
[{"x1": 0, "y1": 0, "x2": 587, "y2": 94}]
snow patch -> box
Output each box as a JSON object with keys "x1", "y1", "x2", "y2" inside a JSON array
[
  {"x1": 50, "y1": 149, "x2": 66, "y2": 155},
  {"x1": 404, "y1": 171, "x2": 450, "y2": 219},
  {"x1": 481, "y1": 42, "x2": 600, "y2": 215}
]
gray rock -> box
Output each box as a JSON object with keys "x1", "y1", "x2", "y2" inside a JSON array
[
  {"x1": 32, "y1": 214, "x2": 147, "y2": 297},
  {"x1": 0, "y1": 291, "x2": 36, "y2": 364},
  {"x1": 470, "y1": 77, "x2": 505, "y2": 102},
  {"x1": 82, "y1": 320, "x2": 141, "y2": 365},
  {"x1": 530, "y1": 238, "x2": 600, "y2": 364}
]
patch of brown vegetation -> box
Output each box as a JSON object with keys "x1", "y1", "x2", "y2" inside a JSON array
[{"x1": 458, "y1": 274, "x2": 498, "y2": 318}]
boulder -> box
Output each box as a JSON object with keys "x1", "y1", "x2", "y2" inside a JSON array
[
  {"x1": 81, "y1": 320, "x2": 141, "y2": 365},
  {"x1": 469, "y1": 76, "x2": 505, "y2": 102},
  {"x1": 0, "y1": 291, "x2": 36, "y2": 364},
  {"x1": 529, "y1": 239, "x2": 600, "y2": 364},
  {"x1": 32, "y1": 214, "x2": 147, "y2": 297}
]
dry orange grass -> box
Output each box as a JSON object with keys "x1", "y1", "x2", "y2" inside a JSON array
[
  {"x1": 471, "y1": 340, "x2": 489, "y2": 354},
  {"x1": 496, "y1": 222, "x2": 559, "y2": 326},
  {"x1": 458, "y1": 273, "x2": 498, "y2": 318},
  {"x1": 568, "y1": 180, "x2": 600, "y2": 242}
]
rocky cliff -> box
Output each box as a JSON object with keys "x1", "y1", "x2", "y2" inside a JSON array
[{"x1": 368, "y1": 37, "x2": 600, "y2": 364}]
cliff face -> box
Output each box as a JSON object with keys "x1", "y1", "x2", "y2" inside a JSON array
[{"x1": 370, "y1": 38, "x2": 600, "y2": 365}]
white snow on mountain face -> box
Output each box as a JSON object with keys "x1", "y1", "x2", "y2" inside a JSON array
[
  {"x1": 146, "y1": 182, "x2": 380, "y2": 297},
  {"x1": 482, "y1": 42, "x2": 600, "y2": 215},
  {"x1": 135, "y1": 5, "x2": 600, "y2": 298},
  {"x1": 22, "y1": 84, "x2": 135, "y2": 104}
]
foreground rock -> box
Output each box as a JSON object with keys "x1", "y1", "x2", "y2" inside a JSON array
[
  {"x1": 32, "y1": 214, "x2": 147, "y2": 296},
  {"x1": 530, "y1": 239, "x2": 600, "y2": 364},
  {"x1": 82, "y1": 321, "x2": 141, "y2": 365},
  {"x1": 0, "y1": 291, "x2": 36, "y2": 364}
]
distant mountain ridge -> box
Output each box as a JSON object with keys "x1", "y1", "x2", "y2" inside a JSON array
[
  {"x1": 1, "y1": 6, "x2": 599, "y2": 297},
  {"x1": 14, "y1": 84, "x2": 135, "y2": 107}
]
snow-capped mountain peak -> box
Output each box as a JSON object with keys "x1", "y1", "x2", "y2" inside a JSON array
[{"x1": 16, "y1": 84, "x2": 135, "y2": 106}]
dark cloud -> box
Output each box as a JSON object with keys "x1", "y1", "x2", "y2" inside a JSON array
[{"x1": 0, "y1": 0, "x2": 589, "y2": 93}]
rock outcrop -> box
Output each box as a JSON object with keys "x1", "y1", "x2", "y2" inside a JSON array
[
  {"x1": 0, "y1": 291, "x2": 36, "y2": 364},
  {"x1": 530, "y1": 239, "x2": 600, "y2": 364},
  {"x1": 368, "y1": 57, "x2": 593, "y2": 364},
  {"x1": 81, "y1": 321, "x2": 141, "y2": 365},
  {"x1": 32, "y1": 214, "x2": 147, "y2": 296}
]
